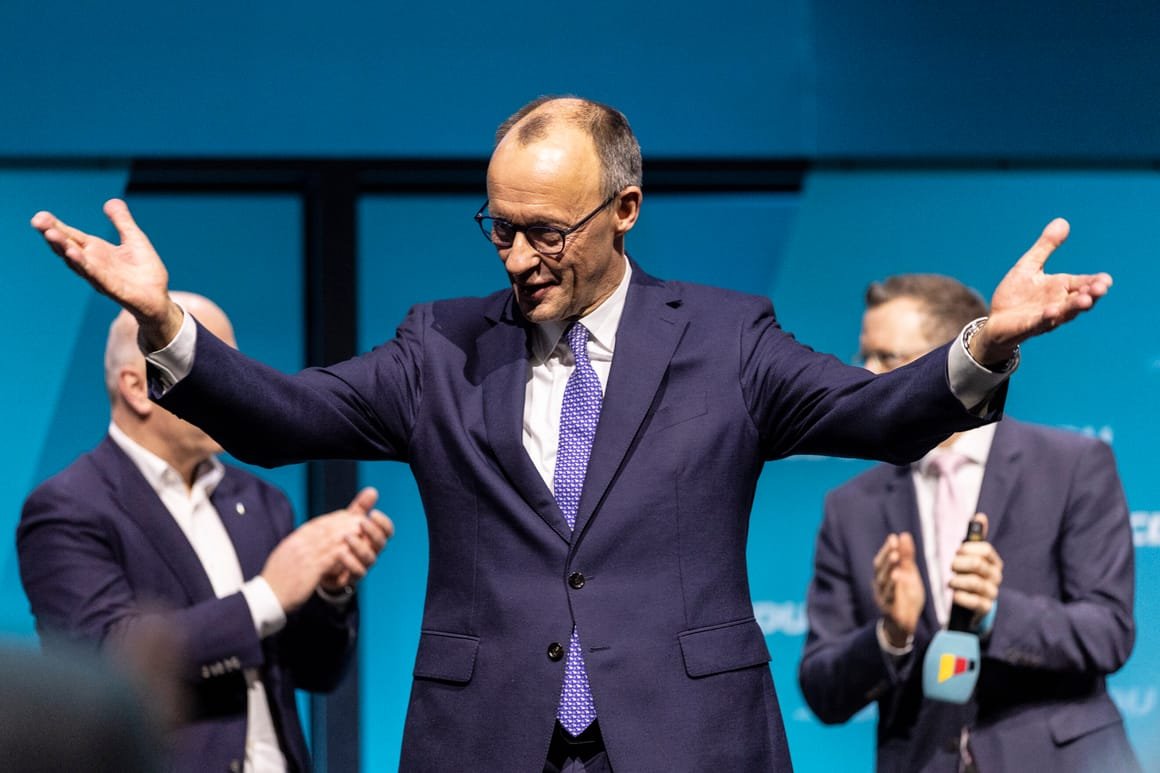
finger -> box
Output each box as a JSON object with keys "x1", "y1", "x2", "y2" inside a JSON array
[
  {"x1": 324, "y1": 569, "x2": 353, "y2": 590},
  {"x1": 103, "y1": 198, "x2": 143, "y2": 243},
  {"x1": 950, "y1": 562, "x2": 1001, "y2": 600},
  {"x1": 951, "y1": 589, "x2": 992, "y2": 614},
  {"x1": 38, "y1": 222, "x2": 94, "y2": 261},
  {"x1": 370, "y1": 511, "x2": 395, "y2": 540},
  {"x1": 951, "y1": 548, "x2": 998, "y2": 577},
  {"x1": 360, "y1": 512, "x2": 394, "y2": 551},
  {"x1": 1064, "y1": 272, "x2": 1113, "y2": 295},
  {"x1": 873, "y1": 533, "x2": 897, "y2": 571},
  {"x1": 34, "y1": 212, "x2": 91, "y2": 247},
  {"x1": 343, "y1": 533, "x2": 378, "y2": 566},
  {"x1": 38, "y1": 228, "x2": 74, "y2": 260},
  {"x1": 30, "y1": 210, "x2": 55, "y2": 232},
  {"x1": 346, "y1": 486, "x2": 379, "y2": 516},
  {"x1": 333, "y1": 547, "x2": 369, "y2": 581},
  {"x1": 874, "y1": 550, "x2": 897, "y2": 589},
  {"x1": 1018, "y1": 217, "x2": 1070, "y2": 271}
]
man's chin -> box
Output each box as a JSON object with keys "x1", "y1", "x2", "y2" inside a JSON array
[{"x1": 516, "y1": 296, "x2": 564, "y2": 324}]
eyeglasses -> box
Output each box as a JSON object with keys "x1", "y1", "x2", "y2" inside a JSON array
[
  {"x1": 473, "y1": 192, "x2": 618, "y2": 257},
  {"x1": 853, "y1": 348, "x2": 929, "y2": 371}
]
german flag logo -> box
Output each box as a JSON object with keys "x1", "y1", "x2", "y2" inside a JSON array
[{"x1": 937, "y1": 654, "x2": 977, "y2": 683}]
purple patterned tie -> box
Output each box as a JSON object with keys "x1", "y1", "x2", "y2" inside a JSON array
[{"x1": 554, "y1": 322, "x2": 601, "y2": 736}]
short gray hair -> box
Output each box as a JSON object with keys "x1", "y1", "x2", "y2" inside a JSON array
[{"x1": 495, "y1": 96, "x2": 643, "y2": 198}]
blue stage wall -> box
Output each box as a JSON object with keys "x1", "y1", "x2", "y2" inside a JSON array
[{"x1": 2, "y1": 2, "x2": 1159, "y2": 769}]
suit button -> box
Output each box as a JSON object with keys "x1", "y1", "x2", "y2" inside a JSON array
[
  {"x1": 229, "y1": 760, "x2": 241, "y2": 773},
  {"x1": 547, "y1": 642, "x2": 565, "y2": 661},
  {"x1": 568, "y1": 572, "x2": 586, "y2": 590}
]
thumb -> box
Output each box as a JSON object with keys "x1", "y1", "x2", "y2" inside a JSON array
[
  {"x1": 347, "y1": 486, "x2": 379, "y2": 516},
  {"x1": 103, "y1": 198, "x2": 142, "y2": 243},
  {"x1": 1018, "y1": 217, "x2": 1070, "y2": 272},
  {"x1": 897, "y1": 531, "x2": 917, "y2": 562}
]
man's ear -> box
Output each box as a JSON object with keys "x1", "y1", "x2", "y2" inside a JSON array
[
  {"x1": 118, "y1": 369, "x2": 154, "y2": 418},
  {"x1": 612, "y1": 186, "x2": 642, "y2": 236}
]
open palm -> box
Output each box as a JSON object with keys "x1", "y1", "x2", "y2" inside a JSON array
[
  {"x1": 32, "y1": 198, "x2": 178, "y2": 345},
  {"x1": 975, "y1": 218, "x2": 1112, "y2": 362}
]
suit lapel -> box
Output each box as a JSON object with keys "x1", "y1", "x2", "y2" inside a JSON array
[
  {"x1": 212, "y1": 471, "x2": 273, "y2": 581},
  {"x1": 480, "y1": 300, "x2": 572, "y2": 543},
  {"x1": 94, "y1": 438, "x2": 217, "y2": 603},
  {"x1": 573, "y1": 273, "x2": 687, "y2": 538},
  {"x1": 974, "y1": 420, "x2": 1020, "y2": 543},
  {"x1": 880, "y1": 464, "x2": 941, "y2": 636}
]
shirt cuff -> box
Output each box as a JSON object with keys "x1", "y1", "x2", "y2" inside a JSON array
[
  {"x1": 242, "y1": 576, "x2": 288, "y2": 639},
  {"x1": 143, "y1": 305, "x2": 196, "y2": 394},
  {"x1": 876, "y1": 618, "x2": 914, "y2": 657},
  {"x1": 946, "y1": 320, "x2": 1016, "y2": 412}
]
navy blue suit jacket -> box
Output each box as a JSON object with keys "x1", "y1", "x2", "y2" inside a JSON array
[
  {"x1": 157, "y1": 266, "x2": 996, "y2": 771},
  {"x1": 18, "y1": 437, "x2": 358, "y2": 773},
  {"x1": 799, "y1": 419, "x2": 1138, "y2": 772}
]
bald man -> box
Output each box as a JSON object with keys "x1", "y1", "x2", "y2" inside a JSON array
[
  {"x1": 18, "y1": 293, "x2": 394, "y2": 773},
  {"x1": 34, "y1": 97, "x2": 1113, "y2": 772}
]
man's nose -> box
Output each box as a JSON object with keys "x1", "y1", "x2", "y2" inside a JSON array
[{"x1": 502, "y1": 231, "x2": 542, "y2": 274}]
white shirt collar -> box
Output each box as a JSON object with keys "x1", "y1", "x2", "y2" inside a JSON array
[
  {"x1": 530, "y1": 257, "x2": 633, "y2": 363},
  {"x1": 108, "y1": 421, "x2": 225, "y2": 496}
]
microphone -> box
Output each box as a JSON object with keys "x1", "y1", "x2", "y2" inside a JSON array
[{"x1": 922, "y1": 519, "x2": 984, "y2": 703}]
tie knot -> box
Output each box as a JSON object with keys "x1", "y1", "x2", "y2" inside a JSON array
[
  {"x1": 927, "y1": 449, "x2": 968, "y2": 478},
  {"x1": 565, "y1": 323, "x2": 591, "y2": 365}
]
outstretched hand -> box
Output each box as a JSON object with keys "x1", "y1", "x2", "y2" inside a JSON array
[
  {"x1": 971, "y1": 218, "x2": 1112, "y2": 365},
  {"x1": 31, "y1": 199, "x2": 182, "y2": 350}
]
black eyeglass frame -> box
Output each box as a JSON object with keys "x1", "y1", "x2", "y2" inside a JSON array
[{"x1": 473, "y1": 192, "x2": 619, "y2": 257}]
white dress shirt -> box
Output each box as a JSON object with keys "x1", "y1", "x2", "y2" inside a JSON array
[
  {"x1": 108, "y1": 423, "x2": 288, "y2": 773},
  {"x1": 523, "y1": 260, "x2": 632, "y2": 490},
  {"x1": 912, "y1": 423, "x2": 997, "y2": 626}
]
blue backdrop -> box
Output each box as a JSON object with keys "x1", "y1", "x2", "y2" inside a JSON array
[{"x1": 2, "y1": 2, "x2": 1159, "y2": 770}]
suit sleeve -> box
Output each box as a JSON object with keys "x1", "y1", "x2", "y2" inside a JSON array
[
  {"x1": 155, "y1": 304, "x2": 428, "y2": 468},
  {"x1": 798, "y1": 493, "x2": 921, "y2": 723},
  {"x1": 983, "y1": 440, "x2": 1135, "y2": 674},
  {"x1": 17, "y1": 483, "x2": 266, "y2": 684},
  {"x1": 740, "y1": 300, "x2": 1001, "y2": 464}
]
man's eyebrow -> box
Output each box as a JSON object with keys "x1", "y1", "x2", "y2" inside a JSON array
[{"x1": 492, "y1": 211, "x2": 567, "y2": 229}]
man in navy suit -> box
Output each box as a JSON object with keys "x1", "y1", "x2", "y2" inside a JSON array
[
  {"x1": 33, "y1": 98, "x2": 1113, "y2": 771},
  {"x1": 799, "y1": 274, "x2": 1138, "y2": 772},
  {"x1": 18, "y1": 293, "x2": 395, "y2": 773}
]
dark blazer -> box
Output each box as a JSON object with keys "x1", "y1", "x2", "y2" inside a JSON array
[
  {"x1": 799, "y1": 419, "x2": 1139, "y2": 772},
  {"x1": 18, "y1": 437, "x2": 358, "y2": 773},
  {"x1": 157, "y1": 266, "x2": 996, "y2": 772}
]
